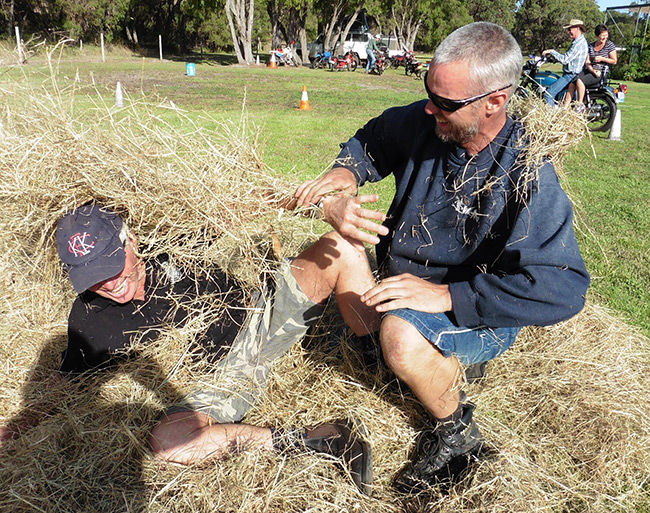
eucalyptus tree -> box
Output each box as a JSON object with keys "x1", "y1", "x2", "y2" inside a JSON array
[
  {"x1": 313, "y1": 0, "x2": 350, "y2": 51},
  {"x1": 379, "y1": 0, "x2": 470, "y2": 52},
  {"x1": 225, "y1": 0, "x2": 255, "y2": 63},
  {"x1": 466, "y1": 0, "x2": 517, "y2": 30}
]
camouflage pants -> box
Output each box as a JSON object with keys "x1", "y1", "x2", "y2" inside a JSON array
[{"x1": 168, "y1": 259, "x2": 325, "y2": 422}]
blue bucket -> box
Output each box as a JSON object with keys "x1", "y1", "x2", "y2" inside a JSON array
[{"x1": 186, "y1": 63, "x2": 196, "y2": 76}]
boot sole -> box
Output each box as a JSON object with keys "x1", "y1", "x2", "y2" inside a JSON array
[{"x1": 347, "y1": 418, "x2": 374, "y2": 497}]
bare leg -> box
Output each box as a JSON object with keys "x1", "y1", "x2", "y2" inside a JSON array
[
  {"x1": 290, "y1": 231, "x2": 381, "y2": 336},
  {"x1": 576, "y1": 79, "x2": 586, "y2": 104},
  {"x1": 149, "y1": 411, "x2": 274, "y2": 464},
  {"x1": 563, "y1": 82, "x2": 576, "y2": 106},
  {"x1": 380, "y1": 315, "x2": 462, "y2": 418},
  {"x1": 291, "y1": 232, "x2": 461, "y2": 417}
]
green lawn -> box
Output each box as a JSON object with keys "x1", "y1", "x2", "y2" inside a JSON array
[{"x1": 3, "y1": 45, "x2": 649, "y2": 336}]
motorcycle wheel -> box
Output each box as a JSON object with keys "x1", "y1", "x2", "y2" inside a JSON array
[
  {"x1": 349, "y1": 60, "x2": 357, "y2": 72},
  {"x1": 405, "y1": 66, "x2": 412, "y2": 76},
  {"x1": 586, "y1": 91, "x2": 617, "y2": 132}
]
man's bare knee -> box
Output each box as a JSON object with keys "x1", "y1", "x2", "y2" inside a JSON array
[{"x1": 380, "y1": 315, "x2": 435, "y2": 375}]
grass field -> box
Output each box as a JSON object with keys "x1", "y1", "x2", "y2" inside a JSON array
[{"x1": 2, "y1": 44, "x2": 648, "y2": 337}]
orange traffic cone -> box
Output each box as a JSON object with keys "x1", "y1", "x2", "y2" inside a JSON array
[
  {"x1": 299, "y1": 85, "x2": 310, "y2": 110},
  {"x1": 269, "y1": 52, "x2": 277, "y2": 69}
]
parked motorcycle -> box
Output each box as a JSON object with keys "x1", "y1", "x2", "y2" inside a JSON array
[
  {"x1": 517, "y1": 55, "x2": 617, "y2": 132},
  {"x1": 390, "y1": 49, "x2": 414, "y2": 69},
  {"x1": 272, "y1": 46, "x2": 298, "y2": 66},
  {"x1": 405, "y1": 57, "x2": 425, "y2": 78},
  {"x1": 311, "y1": 49, "x2": 332, "y2": 69},
  {"x1": 329, "y1": 51, "x2": 359, "y2": 72}
]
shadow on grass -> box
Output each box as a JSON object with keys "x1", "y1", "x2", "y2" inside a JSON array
[{"x1": 132, "y1": 45, "x2": 258, "y2": 66}]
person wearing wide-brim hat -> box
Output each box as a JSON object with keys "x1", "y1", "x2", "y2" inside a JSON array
[
  {"x1": 562, "y1": 19, "x2": 586, "y2": 31},
  {"x1": 542, "y1": 18, "x2": 589, "y2": 105}
]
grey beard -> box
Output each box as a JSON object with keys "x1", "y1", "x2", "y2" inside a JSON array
[{"x1": 436, "y1": 122, "x2": 480, "y2": 146}]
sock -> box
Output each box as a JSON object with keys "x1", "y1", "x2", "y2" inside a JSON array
[{"x1": 435, "y1": 391, "x2": 468, "y2": 430}]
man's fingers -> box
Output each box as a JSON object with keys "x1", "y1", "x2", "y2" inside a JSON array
[
  {"x1": 342, "y1": 226, "x2": 381, "y2": 246},
  {"x1": 357, "y1": 206, "x2": 386, "y2": 222}
]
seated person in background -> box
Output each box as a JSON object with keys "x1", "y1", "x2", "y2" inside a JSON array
[
  {"x1": 566, "y1": 24, "x2": 617, "y2": 108},
  {"x1": 1, "y1": 204, "x2": 372, "y2": 496},
  {"x1": 542, "y1": 19, "x2": 589, "y2": 105}
]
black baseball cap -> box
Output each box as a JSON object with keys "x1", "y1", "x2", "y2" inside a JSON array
[{"x1": 56, "y1": 205, "x2": 126, "y2": 293}]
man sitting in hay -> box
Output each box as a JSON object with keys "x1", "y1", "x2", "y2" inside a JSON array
[
  {"x1": 1, "y1": 203, "x2": 373, "y2": 496},
  {"x1": 290, "y1": 22, "x2": 591, "y2": 494}
]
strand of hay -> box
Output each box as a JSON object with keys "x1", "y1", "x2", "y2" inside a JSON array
[
  {"x1": 0, "y1": 61, "x2": 648, "y2": 513},
  {"x1": 508, "y1": 94, "x2": 592, "y2": 182}
]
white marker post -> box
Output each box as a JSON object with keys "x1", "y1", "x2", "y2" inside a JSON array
[
  {"x1": 115, "y1": 81, "x2": 124, "y2": 108},
  {"x1": 15, "y1": 26, "x2": 23, "y2": 64},
  {"x1": 101, "y1": 32, "x2": 105, "y2": 62},
  {"x1": 159, "y1": 35, "x2": 163, "y2": 61}
]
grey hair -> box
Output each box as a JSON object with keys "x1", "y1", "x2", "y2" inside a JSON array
[{"x1": 432, "y1": 22, "x2": 522, "y2": 100}]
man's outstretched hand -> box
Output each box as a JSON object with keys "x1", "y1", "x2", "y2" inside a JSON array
[{"x1": 293, "y1": 167, "x2": 388, "y2": 251}]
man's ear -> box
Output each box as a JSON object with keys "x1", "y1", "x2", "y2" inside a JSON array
[{"x1": 485, "y1": 90, "x2": 509, "y2": 115}]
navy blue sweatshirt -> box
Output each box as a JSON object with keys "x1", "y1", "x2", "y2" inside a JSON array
[{"x1": 336, "y1": 100, "x2": 590, "y2": 328}]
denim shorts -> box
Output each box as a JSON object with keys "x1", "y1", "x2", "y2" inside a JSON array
[{"x1": 386, "y1": 309, "x2": 520, "y2": 366}]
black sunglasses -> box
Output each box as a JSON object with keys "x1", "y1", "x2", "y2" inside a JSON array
[{"x1": 423, "y1": 71, "x2": 512, "y2": 112}]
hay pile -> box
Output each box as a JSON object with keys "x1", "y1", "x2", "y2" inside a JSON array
[{"x1": 0, "y1": 73, "x2": 649, "y2": 513}]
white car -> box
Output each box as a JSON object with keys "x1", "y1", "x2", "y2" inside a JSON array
[{"x1": 308, "y1": 31, "x2": 374, "y2": 60}]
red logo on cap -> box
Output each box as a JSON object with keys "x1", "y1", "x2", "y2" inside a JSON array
[{"x1": 68, "y1": 232, "x2": 95, "y2": 257}]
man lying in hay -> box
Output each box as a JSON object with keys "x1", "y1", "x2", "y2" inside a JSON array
[
  {"x1": 291, "y1": 22, "x2": 591, "y2": 494},
  {"x1": 0, "y1": 204, "x2": 373, "y2": 496}
]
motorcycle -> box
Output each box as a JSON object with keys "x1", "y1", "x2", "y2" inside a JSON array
[
  {"x1": 405, "y1": 57, "x2": 425, "y2": 78},
  {"x1": 517, "y1": 55, "x2": 617, "y2": 132},
  {"x1": 329, "y1": 51, "x2": 359, "y2": 72},
  {"x1": 368, "y1": 50, "x2": 388, "y2": 75},
  {"x1": 311, "y1": 49, "x2": 332, "y2": 69},
  {"x1": 390, "y1": 49, "x2": 414, "y2": 69},
  {"x1": 272, "y1": 46, "x2": 298, "y2": 66}
]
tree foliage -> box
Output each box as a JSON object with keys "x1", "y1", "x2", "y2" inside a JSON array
[
  {"x1": 467, "y1": 0, "x2": 517, "y2": 30},
  {"x1": 3, "y1": 0, "x2": 643, "y2": 73}
]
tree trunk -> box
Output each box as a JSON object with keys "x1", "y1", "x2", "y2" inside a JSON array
[
  {"x1": 225, "y1": 0, "x2": 255, "y2": 64},
  {"x1": 336, "y1": 2, "x2": 364, "y2": 55},
  {"x1": 390, "y1": 4, "x2": 420, "y2": 52},
  {"x1": 267, "y1": 0, "x2": 283, "y2": 50},
  {"x1": 298, "y1": 25, "x2": 308, "y2": 64},
  {"x1": 9, "y1": 0, "x2": 15, "y2": 34},
  {"x1": 322, "y1": 1, "x2": 344, "y2": 51}
]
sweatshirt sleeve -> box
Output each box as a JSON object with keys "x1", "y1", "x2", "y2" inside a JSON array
[
  {"x1": 449, "y1": 161, "x2": 590, "y2": 328},
  {"x1": 334, "y1": 102, "x2": 427, "y2": 186}
]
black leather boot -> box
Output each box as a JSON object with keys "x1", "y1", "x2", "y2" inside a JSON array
[
  {"x1": 393, "y1": 398, "x2": 484, "y2": 494},
  {"x1": 304, "y1": 420, "x2": 374, "y2": 496}
]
